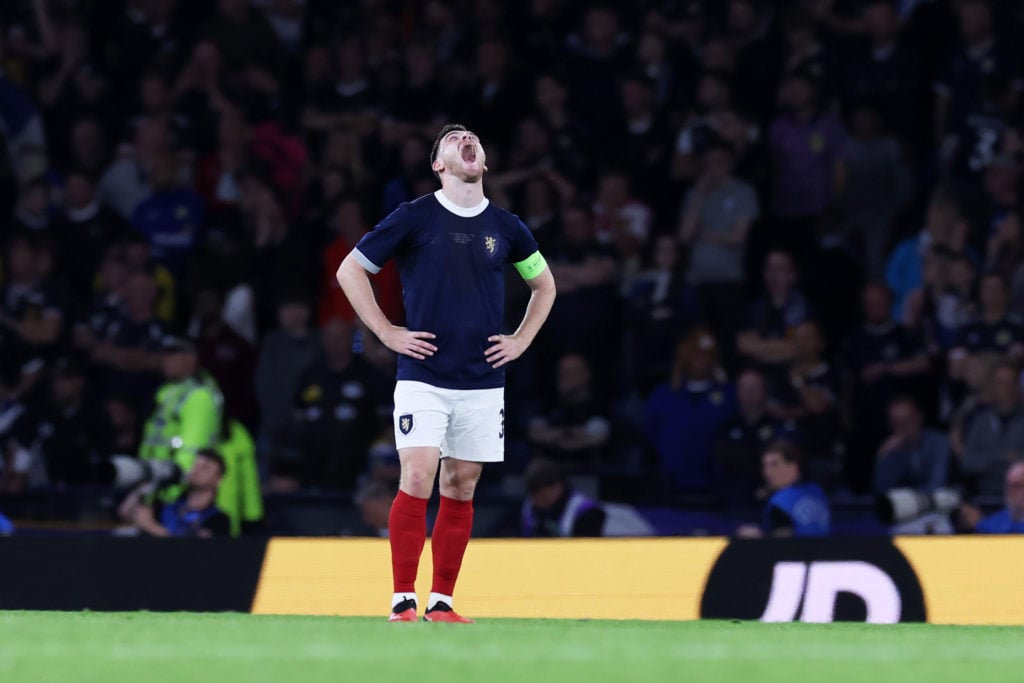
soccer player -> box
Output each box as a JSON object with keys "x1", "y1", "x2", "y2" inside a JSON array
[{"x1": 336, "y1": 124, "x2": 556, "y2": 623}]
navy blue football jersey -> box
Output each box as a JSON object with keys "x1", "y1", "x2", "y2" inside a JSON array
[{"x1": 353, "y1": 191, "x2": 540, "y2": 390}]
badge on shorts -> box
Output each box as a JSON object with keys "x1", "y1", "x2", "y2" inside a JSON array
[{"x1": 399, "y1": 414, "x2": 414, "y2": 435}]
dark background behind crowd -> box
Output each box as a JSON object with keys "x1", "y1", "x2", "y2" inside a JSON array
[{"x1": 3, "y1": 0, "x2": 1024, "y2": 536}]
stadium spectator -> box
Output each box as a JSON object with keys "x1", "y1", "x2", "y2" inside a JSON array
[
  {"x1": 6, "y1": 355, "x2": 110, "y2": 487},
  {"x1": 99, "y1": 118, "x2": 169, "y2": 220},
  {"x1": 285, "y1": 318, "x2": 391, "y2": 489},
  {"x1": 591, "y1": 171, "x2": 651, "y2": 281},
  {"x1": 949, "y1": 352, "x2": 1000, "y2": 459},
  {"x1": 737, "y1": 441, "x2": 831, "y2": 538},
  {"x1": 736, "y1": 249, "x2": 811, "y2": 378},
  {"x1": 986, "y1": 209, "x2": 1024, "y2": 285},
  {"x1": 86, "y1": 266, "x2": 170, "y2": 404},
  {"x1": 521, "y1": 458, "x2": 606, "y2": 538},
  {"x1": 36, "y1": 15, "x2": 110, "y2": 165},
  {"x1": 672, "y1": 70, "x2": 735, "y2": 184},
  {"x1": 131, "y1": 154, "x2": 206, "y2": 282},
  {"x1": 528, "y1": 353, "x2": 611, "y2": 464},
  {"x1": 138, "y1": 337, "x2": 222, "y2": 503},
  {"x1": 678, "y1": 140, "x2": 760, "y2": 369},
  {"x1": 454, "y1": 37, "x2": 530, "y2": 154},
  {"x1": 933, "y1": 0, "x2": 1019, "y2": 140},
  {"x1": 646, "y1": 328, "x2": 736, "y2": 494},
  {"x1": 840, "y1": 101, "x2": 913, "y2": 280},
  {"x1": 0, "y1": 69, "x2": 48, "y2": 183},
  {"x1": 949, "y1": 272, "x2": 1024, "y2": 376},
  {"x1": 714, "y1": 369, "x2": 798, "y2": 509},
  {"x1": 192, "y1": 286, "x2": 258, "y2": 430},
  {"x1": 959, "y1": 462, "x2": 1024, "y2": 534},
  {"x1": 2, "y1": 233, "x2": 64, "y2": 368},
  {"x1": 118, "y1": 231, "x2": 177, "y2": 325},
  {"x1": 380, "y1": 135, "x2": 433, "y2": 217},
  {"x1": 531, "y1": 72, "x2": 593, "y2": 183},
  {"x1": 516, "y1": 176, "x2": 563, "y2": 251},
  {"x1": 318, "y1": 196, "x2": 402, "y2": 327},
  {"x1": 101, "y1": 392, "x2": 143, "y2": 457},
  {"x1": 214, "y1": 415, "x2": 264, "y2": 537},
  {"x1": 768, "y1": 321, "x2": 843, "y2": 486},
  {"x1": 563, "y1": 5, "x2": 629, "y2": 146},
  {"x1": 959, "y1": 363, "x2": 1024, "y2": 496},
  {"x1": 903, "y1": 247, "x2": 977, "y2": 355},
  {"x1": 52, "y1": 169, "x2": 129, "y2": 302},
  {"x1": 118, "y1": 448, "x2": 231, "y2": 538},
  {"x1": 886, "y1": 190, "x2": 970, "y2": 320},
  {"x1": 838, "y1": 0, "x2": 923, "y2": 148},
  {"x1": 615, "y1": 71, "x2": 671, "y2": 208},
  {"x1": 621, "y1": 234, "x2": 701, "y2": 393},
  {"x1": 11, "y1": 177, "x2": 53, "y2": 234},
  {"x1": 767, "y1": 69, "x2": 847, "y2": 264},
  {"x1": 254, "y1": 290, "x2": 321, "y2": 465},
  {"x1": 873, "y1": 396, "x2": 950, "y2": 496},
  {"x1": 542, "y1": 202, "x2": 620, "y2": 373},
  {"x1": 841, "y1": 282, "x2": 932, "y2": 490}
]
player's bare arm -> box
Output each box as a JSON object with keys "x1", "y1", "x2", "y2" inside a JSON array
[
  {"x1": 486, "y1": 264, "x2": 556, "y2": 369},
  {"x1": 336, "y1": 252, "x2": 438, "y2": 360}
]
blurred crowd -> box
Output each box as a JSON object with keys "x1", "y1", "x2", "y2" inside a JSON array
[{"x1": 3, "y1": 0, "x2": 1024, "y2": 536}]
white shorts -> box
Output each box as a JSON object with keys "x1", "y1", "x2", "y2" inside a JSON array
[{"x1": 393, "y1": 381, "x2": 505, "y2": 462}]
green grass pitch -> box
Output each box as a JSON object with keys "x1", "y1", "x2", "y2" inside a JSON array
[{"x1": 1, "y1": 612, "x2": 1022, "y2": 682}]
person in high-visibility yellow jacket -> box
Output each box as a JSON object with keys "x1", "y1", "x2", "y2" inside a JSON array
[
  {"x1": 215, "y1": 418, "x2": 265, "y2": 536},
  {"x1": 139, "y1": 338, "x2": 222, "y2": 502}
]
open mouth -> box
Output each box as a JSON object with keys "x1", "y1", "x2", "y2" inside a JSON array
[{"x1": 461, "y1": 144, "x2": 477, "y2": 163}]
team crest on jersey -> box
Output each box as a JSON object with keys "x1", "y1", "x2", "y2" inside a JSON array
[
  {"x1": 399, "y1": 414, "x2": 414, "y2": 435},
  {"x1": 484, "y1": 235, "x2": 497, "y2": 255}
]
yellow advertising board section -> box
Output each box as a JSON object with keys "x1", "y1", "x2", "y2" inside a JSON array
[
  {"x1": 895, "y1": 537, "x2": 1024, "y2": 625},
  {"x1": 252, "y1": 536, "x2": 1024, "y2": 624},
  {"x1": 252, "y1": 537, "x2": 727, "y2": 620}
]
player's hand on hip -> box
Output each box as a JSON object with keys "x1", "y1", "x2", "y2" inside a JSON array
[
  {"x1": 486, "y1": 334, "x2": 528, "y2": 368},
  {"x1": 381, "y1": 325, "x2": 437, "y2": 360}
]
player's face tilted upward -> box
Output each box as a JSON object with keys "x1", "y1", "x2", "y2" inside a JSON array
[{"x1": 433, "y1": 130, "x2": 487, "y2": 183}]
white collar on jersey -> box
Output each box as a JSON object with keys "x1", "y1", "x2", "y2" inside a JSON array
[{"x1": 434, "y1": 190, "x2": 489, "y2": 217}]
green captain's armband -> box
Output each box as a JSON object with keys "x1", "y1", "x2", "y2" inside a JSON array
[{"x1": 513, "y1": 251, "x2": 547, "y2": 280}]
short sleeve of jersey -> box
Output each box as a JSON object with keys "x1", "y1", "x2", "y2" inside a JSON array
[
  {"x1": 353, "y1": 203, "x2": 416, "y2": 273},
  {"x1": 506, "y1": 216, "x2": 540, "y2": 265}
]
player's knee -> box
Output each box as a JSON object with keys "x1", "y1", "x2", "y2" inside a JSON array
[
  {"x1": 439, "y1": 470, "x2": 478, "y2": 500},
  {"x1": 401, "y1": 466, "x2": 435, "y2": 496}
]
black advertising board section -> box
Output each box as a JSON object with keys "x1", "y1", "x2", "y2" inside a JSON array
[
  {"x1": 700, "y1": 537, "x2": 927, "y2": 623},
  {"x1": 0, "y1": 537, "x2": 269, "y2": 611}
]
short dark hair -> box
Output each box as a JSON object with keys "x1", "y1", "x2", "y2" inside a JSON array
[
  {"x1": 196, "y1": 448, "x2": 227, "y2": 476},
  {"x1": 764, "y1": 440, "x2": 802, "y2": 466},
  {"x1": 430, "y1": 123, "x2": 468, "y2": 179}
]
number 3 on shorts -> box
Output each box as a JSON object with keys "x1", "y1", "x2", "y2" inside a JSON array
[{"x1": 499, "y1": 408, "x2": 504, "y2": 439}]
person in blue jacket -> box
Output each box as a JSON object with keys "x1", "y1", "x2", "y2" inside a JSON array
[
  {"x1": 960, "y1": 462, "x2": 1024, "y2": 534},
  {"x1": 738, "y1": 440, "x2": 831, "y2": 537}
]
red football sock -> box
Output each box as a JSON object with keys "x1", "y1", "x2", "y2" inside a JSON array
[
  {"x1": 389, "y1": 490, "x2": 429, "y2": 593},
  {"x1": 431, "y1": 495, "x2": 474, "y2": 596}
]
